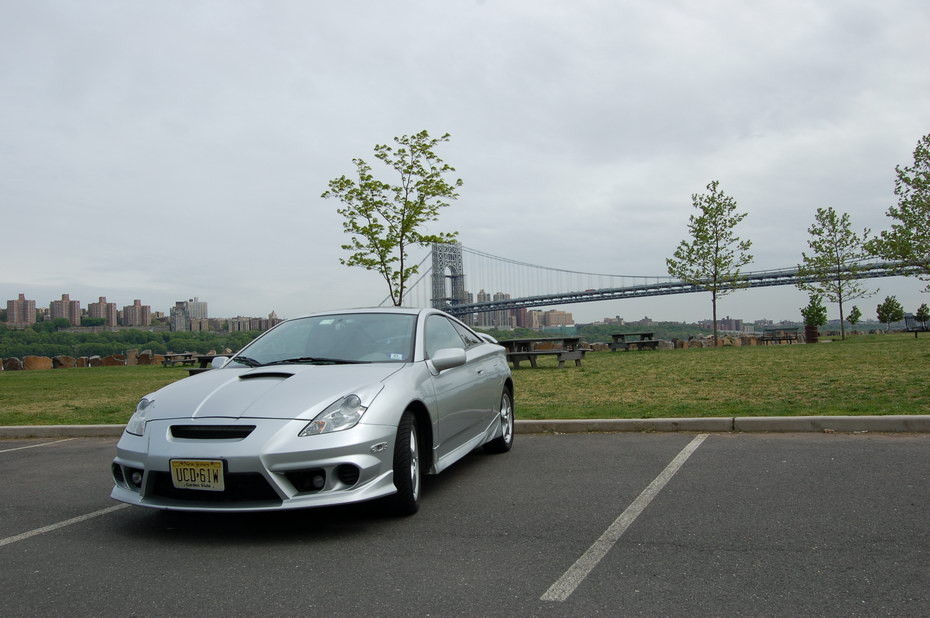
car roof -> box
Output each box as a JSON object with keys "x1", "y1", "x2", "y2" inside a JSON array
[{"x1": 287, "y1": 307, "x2": 443, "y2": 320}]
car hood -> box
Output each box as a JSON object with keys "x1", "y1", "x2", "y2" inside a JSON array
[{"x1": 142, "y1": 364, "x2": 406, "y2": 421}]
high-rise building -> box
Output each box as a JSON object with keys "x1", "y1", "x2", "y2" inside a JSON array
[
  {"x1": 170, "y1": 301, "x2": 190, "y2": 332},
  {"x1": 88, "y1": 296, "x2": 118, "y2": 327},
  {"x1": 122, "y1": 299, "x2": 151, "y2": 327},
  {"x1": 169, "y1": 298, "x2": 208, "y2": 331},
  {"x1": 50, "y1": 294, "x2": 81, "y2": 326},
  {"x1": 6, "y1": 293, "x2": 36, "y2": 326},
  {"x1": 542, "y1": 309, "x2": 574, "y2": 327},
  {"x1": 187, "y1": 297, "x2": 208, "y2": 320}
]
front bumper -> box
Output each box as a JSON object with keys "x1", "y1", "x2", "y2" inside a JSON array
[{"x1": 111, "y1": 417, "x2": 398, "y2": 512}]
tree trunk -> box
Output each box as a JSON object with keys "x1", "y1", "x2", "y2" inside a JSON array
[
  {"x1": 712, "y1": 290, "x2": 719, "y2": 347},
  {"x1": 838, "y1": 296, "x2": 846, "y2": 340}
]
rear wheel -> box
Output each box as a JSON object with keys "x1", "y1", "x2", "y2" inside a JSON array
[
  {"x1": 484, "y1": 388, "x2": 514, "y2": 453},
  {"x1": 388, "y1": 410, "x2": 421, "y2": 516}
]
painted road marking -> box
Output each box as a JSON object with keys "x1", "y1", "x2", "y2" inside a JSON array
[
  {"x1": 541, "y1": 433, "x2": 709, "y2": 602},
  {"x1": 0, "y1": 504, "x2": 129, "y2": 548},
  {"x1": 0, "y1": 438, "x2": 75, "y2": 454}
]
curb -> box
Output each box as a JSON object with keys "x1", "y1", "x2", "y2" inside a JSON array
[
  {"x1": 2, "y1": 416, "x2": 930, "y2": 439},
  {"x1": 519, "y1": 416, "x2": 930, "y2": 434}
]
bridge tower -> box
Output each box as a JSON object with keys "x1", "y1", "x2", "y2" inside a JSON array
[{"x1": 431, "y1": 242, "x2": 467, "y2": 310}]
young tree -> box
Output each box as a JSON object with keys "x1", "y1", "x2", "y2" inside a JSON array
[
  {"x1": 876, "y1": 295, "x2": 904, "y2": 330},
  {"x1": 800, "y1": 294, "x2": 828, "y2": 328},
  {"x1": 915, "y1": 303, "x2": 930, "y2": 324},
  {"x1": 666, "y1": 180, "x2": 753, "y2": 346},
  {"x1": 796, "y1": 207, "x2": 873, "y2": 340},
  {"x1": 847, "y1": 305, "x2": 862, "y2": 327},
  {"x1": 867, "y1": 133, "x2": 930, "y2": 289},
  {"x1": 322, "y1": 130, "x2": 462, "y2": 306}
]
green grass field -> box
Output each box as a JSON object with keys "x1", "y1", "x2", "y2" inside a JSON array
[{"x1": 0, "y1": 334, "x2": 927, "y2": 425}]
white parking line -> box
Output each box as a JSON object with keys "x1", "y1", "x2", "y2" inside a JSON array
[
  {"x1": 541, "y1": 433, "x2": 709, "y2": 602},
  {"x1": 0, "y1": 504, "x2": 129, "y2": 548},
  {"x1": 0, "y1": 438, "x2": 75, "y2": 454}
]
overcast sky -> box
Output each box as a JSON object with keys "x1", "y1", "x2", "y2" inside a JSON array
[{"x1": 2, "y1": 0, "x2": 929, "y2": 324}]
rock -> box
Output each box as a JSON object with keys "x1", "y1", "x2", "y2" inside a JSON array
[
  {"x1": 53, "y1": 355, "x2": 77, "y2": 369},
  {"x1": 88, "y1": 356, "x2": 103, "y2": 367},
  {"x1": 137, "y1": 351, "x2": 153, "y2": 365},
  {"x1": 101, "y1": 355, "x2": 126, "y2": 366},
  {"x1": 23, "y1": 356, "x2": 53, "y2": 370},
  {"x1": 658, "y1": 340, "x2": 675, "y2": 350},
  {"x1": 76, "y1": 357, "x2": 88, "y2": 368},
  {"x1": 126, "y1": 349, "x2": 138, "y2": 366},
  {"x1": 153, "y1": 354, "x2": 165, "y2": 365},
  {"x1": 3, "y1": 357, "x2": 23, "y2": 371}
]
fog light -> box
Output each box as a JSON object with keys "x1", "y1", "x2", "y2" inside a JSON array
[
  {"x1": 130, "y1": 470, "x2": 143, "y2": 487},
  {"x1": 311, "y1": 474, "x2": 325, "y2": 490}
]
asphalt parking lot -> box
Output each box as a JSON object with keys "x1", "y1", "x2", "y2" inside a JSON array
[{"x1": 2, "y1": 432, "x2": 928, "y2": 616}]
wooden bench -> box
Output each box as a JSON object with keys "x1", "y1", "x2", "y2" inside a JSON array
[
  {"x1": 624, "y1": 340, "x2": 660, "y2": 351},
  {"x1": 506, "y1": 349, "x2": 587, "y2": 369},
  {"x1": 761, "y1": 327, "x2": 799, "y2": 345}
]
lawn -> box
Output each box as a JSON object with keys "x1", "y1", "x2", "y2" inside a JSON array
[
  {"x1": 0, "y1": 334, "x2": 927, "y2": 425},
  {"x1": 513, "y1": 334, "x2": 930, "y2": 419}
]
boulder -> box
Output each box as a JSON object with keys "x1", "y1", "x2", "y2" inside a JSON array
[
  {"x1": 658, "y1": 340, "x2": 675, "y2": 350},
  {"x1": 53, "y1": 355, "x2": 77, "y2": 369},
  {"x1": 3, "y1": 357, "x2": 23, "y2": 371},
  {"x1": 76, "y1": 357, "x2": 88, "y2": 368},
  {"x1": 153, "y1": 354, "x2": 165, "y2": 365},
  {"x1": 88, "y1": 356, "x2": 103, "y2": 367},
  {"x1": 137, "y1": 350, "x2": 153, "y2": 365},
  {"x1": 126, "y1": 349, "x2": 138, "y2": 366},
  {"x1": 23, "y1": 356, "x2": 53, "y2": 370},
  {"x1": 101, "y1": 355, "x2": 126, "y2": 366}
]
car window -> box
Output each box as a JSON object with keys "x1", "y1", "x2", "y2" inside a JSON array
[
  {"x1": 236, "y1": 313, "x2": 416, "y2": 364},
  {"x1": 425, "y1": 315, "x2": 466, "y2": 358},
  {"x1": 451, "y1": 321, "x2": 482, "y2": 348}
]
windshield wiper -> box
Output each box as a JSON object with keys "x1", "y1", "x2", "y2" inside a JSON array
[
  {"x1": 270, "y1": 357, "x2": 364, "y2": 365},
  {"x1": 231, "y1": 356, "x2": 264, "y2": 367}
]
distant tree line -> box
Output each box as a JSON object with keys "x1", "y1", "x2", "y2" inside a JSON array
[{"x1": 0, "y1": 325, "x2": 261, "y2": 359}]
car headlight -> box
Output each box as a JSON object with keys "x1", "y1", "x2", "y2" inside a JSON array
[
  {"x1": 125, "y1": 397, "x2": 155, "y2": 436},
  {"x1": 299, "y1": 385, "x2": 384, "y2": 436}
]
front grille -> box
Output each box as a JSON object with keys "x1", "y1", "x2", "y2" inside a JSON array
[
  {"x1": 170, "y1": 425, "x2": 255, "y2": 440},
  {"x1": 150, "y1": 471, "x2": 281, "y2": 504}
]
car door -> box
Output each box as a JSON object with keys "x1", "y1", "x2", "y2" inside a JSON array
[{"x1": 425, "y1": 315, "x2": 497, "y2": 458}]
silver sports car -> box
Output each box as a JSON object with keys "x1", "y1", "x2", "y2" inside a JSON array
[{"x1": 111, "y1": 307, "x2": 514, "y2": 515}]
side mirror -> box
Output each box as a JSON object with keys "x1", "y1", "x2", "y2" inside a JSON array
[
  {"x1": 430, "y1": 348, "x2": 466, "y2": 372},
  {"x1": 479, "y1": 333, "x2": 498, "y2": 344},
  {"x1": 211, "y1": 356, "x2": 229, "y2": 369}
]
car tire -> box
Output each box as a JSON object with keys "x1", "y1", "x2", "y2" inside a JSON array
[
  {"x1": 388, "y1": 410, "x2": 421, "y2": 516},
  {"x1": 483, "y1": 388, "x2": 514, "y2": 454}
]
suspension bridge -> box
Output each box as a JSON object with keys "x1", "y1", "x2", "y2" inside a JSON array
[{"x1": 384, "y1": 243, "x2": 918, "y2": 323}]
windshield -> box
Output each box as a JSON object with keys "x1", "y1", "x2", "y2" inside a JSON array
[{"x1": 231, "y1": 313, "x2": 417, "y2": 366}]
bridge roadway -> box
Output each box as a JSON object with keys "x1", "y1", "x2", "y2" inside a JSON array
[{"x1": 443, "y1": 261, "x2": 920, "y2": 317}]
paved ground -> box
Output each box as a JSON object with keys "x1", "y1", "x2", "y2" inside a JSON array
[{"x1": 1, "y1": 433, "x2": 928, "y2": 616}]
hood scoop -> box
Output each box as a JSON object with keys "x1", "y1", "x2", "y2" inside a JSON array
[{"x1": 238, "y1": 370, "x2": 296, "y2": 381}]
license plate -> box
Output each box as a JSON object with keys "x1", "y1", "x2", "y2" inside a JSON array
[{"x1": 170, "y1": 459, "x2": 225, "y2": 492}]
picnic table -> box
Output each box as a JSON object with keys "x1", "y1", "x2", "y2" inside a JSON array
[
  {"x1": 161, "y1": 352, "x2": 198, "y2": 367},
  {"x1": 760, "y1": 327, "x2": 800, "y2": 345},
  {"x1": 904, "y1": 313, "x2": 930, "y2": 338},
  {"x1": 498, "y1": 337, "x2": 587, "y2": 369},
  {"x1": 609, "y1": 332, "x2": 659, "y2": 351}
]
